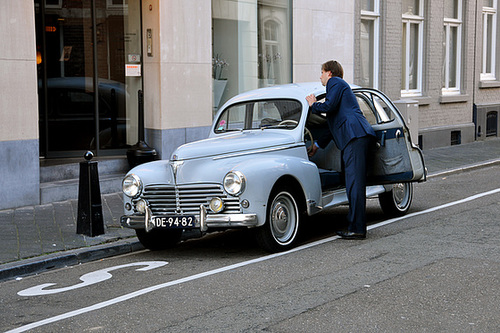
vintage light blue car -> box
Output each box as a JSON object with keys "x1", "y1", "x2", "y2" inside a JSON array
[{"x1": 121, "y1": 82, "x2": 426, "y2": 252}]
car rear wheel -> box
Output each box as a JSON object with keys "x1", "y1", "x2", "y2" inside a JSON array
[
  {"x1": 256, "y1": 188, "x2": 301, "y2": 252},
  {"x1": 135, "y1": 228, "x2": 182, "y2": 251},
  {"x1": 378, "y1": 182, "x2": 413, "y2": 217}
]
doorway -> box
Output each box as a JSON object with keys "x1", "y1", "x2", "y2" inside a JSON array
[{"x1": 35, "y1": 0, "x2": 142, "y2": 158}]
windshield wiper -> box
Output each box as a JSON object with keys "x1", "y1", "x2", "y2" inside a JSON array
[{"x1": 261, "y1": 124, "x2": 296, "y2": 129}]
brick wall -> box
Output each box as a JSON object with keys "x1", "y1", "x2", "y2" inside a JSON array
[{"x1": 354, "y1": 0, "x2": 500, "y2": 148}]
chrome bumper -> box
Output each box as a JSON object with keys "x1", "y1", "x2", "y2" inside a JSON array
[{"x1": 121, "y1": 210, "x2": 258, "y2": 231}]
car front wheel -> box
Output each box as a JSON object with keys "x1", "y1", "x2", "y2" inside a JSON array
[
  {"x1": 378, "y1": 182, "x2": 413, "y2": 217},
  {"x1": 256, "y1": 188, "x2": 301, "y2": 252},
  {"x1": 135, "y1": 228, "x2": 182, "y2": 251}
]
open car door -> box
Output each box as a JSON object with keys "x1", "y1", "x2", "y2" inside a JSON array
[{"x1": 354, "y1": 88, "x2": 426, "y2": 185}]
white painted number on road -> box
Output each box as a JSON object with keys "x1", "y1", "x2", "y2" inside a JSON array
[{"x1": 17, "y1": 261, "x2": 168, "y2": 297}]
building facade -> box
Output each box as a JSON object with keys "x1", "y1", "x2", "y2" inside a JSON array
[
  {"x1": 0, "y1": 0, "x2": 499, "y2": 210},
  {"x1": 354, "y1": 0, "x2": 500, "y2": 149}
]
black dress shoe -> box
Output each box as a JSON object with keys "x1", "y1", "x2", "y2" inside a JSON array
[{"x1": 336, "y1": 231, "x2": 366, "y2": 239}]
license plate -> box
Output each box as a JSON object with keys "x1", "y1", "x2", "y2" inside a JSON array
[{"x1": 151, "y1": 216, "x2": 196, "y2": 229}]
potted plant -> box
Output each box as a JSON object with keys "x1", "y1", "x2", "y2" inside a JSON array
[{"x1": 212, "y1": 54, "x2": 228, "y2": 108}]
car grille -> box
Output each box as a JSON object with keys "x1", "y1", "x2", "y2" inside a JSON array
[{"x1": 142, "y1": 184, "x2": 241, "y2": 215}]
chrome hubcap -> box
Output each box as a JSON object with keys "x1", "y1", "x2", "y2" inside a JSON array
[
  {"x1": 270, "y1": 193, "x2": 297, "y2": 244},
  {"x1": 393, "y1": 183, "x2": 410, "y2": 209}
]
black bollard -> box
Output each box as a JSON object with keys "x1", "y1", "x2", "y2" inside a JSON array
[{"x1": 77, "y1": 151, "x2": 104, "y2": 236}]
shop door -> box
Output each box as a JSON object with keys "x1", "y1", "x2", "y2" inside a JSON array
[{"x1": 35, "y1": 0, "x2": 142, "y2": 157}]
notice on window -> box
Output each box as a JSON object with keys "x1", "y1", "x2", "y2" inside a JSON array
[{"x1": 125, "y1": 64, "x2": 141, "y2": 77}]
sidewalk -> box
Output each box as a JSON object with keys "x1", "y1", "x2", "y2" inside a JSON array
[{"x1": 1, "y1": 138, "x2": 499, "y2": 281}]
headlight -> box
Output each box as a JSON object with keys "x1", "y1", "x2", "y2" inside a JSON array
[
  {"x1": 122, "y1": 174, "x2": 142, "y2": 198},
  {"x1": 223, "y1": 171, "x2": 246, "y2": 196}
]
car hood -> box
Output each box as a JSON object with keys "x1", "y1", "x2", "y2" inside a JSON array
[{"x1": 171, "y1": 130, "x2": 297, "y2": 160}]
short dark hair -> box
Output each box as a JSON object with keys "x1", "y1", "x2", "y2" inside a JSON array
[{"x1": 322, "y1": 60, "x2": 344, "y2": 79}]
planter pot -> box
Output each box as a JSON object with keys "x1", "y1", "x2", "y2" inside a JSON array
[{"x1": 213, "y1": 79, "x2": 228, "y2": 109}]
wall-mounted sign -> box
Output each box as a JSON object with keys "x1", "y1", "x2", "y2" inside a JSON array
[
  {"x1": 125, "y1": 64, "x2": 141, "y2": 77},
  {"x1": 128, "y1": 54, "x2": 141, "y2": 63},
  {"x1": 147, "y1": 29, "x2": 153, "y2": 57}
]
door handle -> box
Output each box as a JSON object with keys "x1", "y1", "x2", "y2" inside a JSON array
[
  {"x1": 395, "y1": 129, "x2": 401, "y2": 142},
  {"x1": 380, "y1": 131, "x2": 386, "y2": 147}
]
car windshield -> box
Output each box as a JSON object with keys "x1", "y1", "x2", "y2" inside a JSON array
[{"x1": 214, "y1": 99, "x2": 302, "y2": 133}]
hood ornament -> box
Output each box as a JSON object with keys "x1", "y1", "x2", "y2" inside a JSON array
[{"x1": 169, "y1": 160, "x2": 184, "y2": 183}]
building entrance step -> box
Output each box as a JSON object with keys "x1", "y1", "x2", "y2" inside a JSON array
[{"x1": 39, "y1": 157, "x2": 130, "y2": 204}]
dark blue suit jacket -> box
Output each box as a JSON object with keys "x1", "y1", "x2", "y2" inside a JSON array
[{"x1": 311, "y1": 77, "x2": 376, "y2": 151}]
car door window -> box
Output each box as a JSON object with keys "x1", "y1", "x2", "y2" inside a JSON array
[
  {"x1": 356, "y1": 95, "x2": 378, "y2": 125},
  {"x1": 372, "y1": 95, "x2": 395, "y2": 122}
]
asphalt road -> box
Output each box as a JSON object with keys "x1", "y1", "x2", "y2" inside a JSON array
[{"x1": 2, "y1": 165, "x2": 500, "y2": 332}]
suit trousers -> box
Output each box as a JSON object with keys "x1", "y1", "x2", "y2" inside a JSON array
[{"x1": 342, "y1": 136, "x2": 372, "y2": 234}]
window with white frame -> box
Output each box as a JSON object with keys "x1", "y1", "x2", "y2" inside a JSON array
[
  {"x1": 360, "y1": 0, "x2": 380, "y2": 88},
  {"x1": 45, "y1": 0, "x2": 62, "y2": 8},
  {"x1": 107, "y1": 0, "x2": 128, "y2": 9},
  {"x1": 481, "y1": 0, "x2": 497, "y2": 81},
  {"x1": 442, "y1": 0, "x2": 462, "y2": 94},
  {"x1": 402, "y1": 0, "x2": 424, "y2": 96}
]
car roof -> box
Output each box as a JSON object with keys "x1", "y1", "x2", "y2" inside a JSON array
[
  {"x1": 222, "y1": 82, "x2": 362, "y2": 106},
  {"x1": 43, "y1": 77, "x2": 125, "y2": 91}
]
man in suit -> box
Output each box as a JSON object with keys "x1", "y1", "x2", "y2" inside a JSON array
[{"x1": 306, "y1": 60, "x2": 376, "y2": 239}]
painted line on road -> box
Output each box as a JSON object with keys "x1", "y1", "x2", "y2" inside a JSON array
[
  {"x1": 367, "y1": 187, "x2": 500, "y2": 231},
  {"x1": 7, "y1": 187, "x2": 500, "y2": 333}
]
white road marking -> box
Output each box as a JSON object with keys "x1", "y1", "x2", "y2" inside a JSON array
[
  {"x1": 7, "y1": 187, "x2": 500, "y2": 333},
  {"x1": 18, "y1": 261, "x2": 168, "y2": 296}
]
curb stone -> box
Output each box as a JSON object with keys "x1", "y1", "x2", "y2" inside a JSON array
[
  {"x1": 427, "y1": 158, "x2": 500, "y2": 179},
  {"x1": 0, "y1": 238, "x2": 143, "y2": 282}
]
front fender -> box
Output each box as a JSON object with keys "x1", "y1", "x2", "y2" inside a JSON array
[
  {"x1": 126, "y1": 160, "x2": 173, "y2": 185},
  {"x1": 229, "y1": 154, "x2": 322, "y2": 225}
]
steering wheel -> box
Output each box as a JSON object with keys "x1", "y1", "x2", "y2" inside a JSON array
[
  {"x1": 278, "y1": 119, "x2": 298, "y2": 127},
  {"x1": 303, "y1": 126, "x2": 313, "y2": 145},
  {"x1": 278, "y1": 120, "x2": 313, "y2": 145}
]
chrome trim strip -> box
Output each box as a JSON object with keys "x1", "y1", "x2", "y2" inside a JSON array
[
  {"x1": 212, "y1": 144, "x2": 304, "y2": 160},
  {"x1": 206, "y1": 213, "x2": 258, "y2": 227}
]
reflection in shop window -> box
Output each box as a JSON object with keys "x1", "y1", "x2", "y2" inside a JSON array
[
  {"x1": 259, "y1": 20, "x2": 282, "y2": 86},
  {"x1": 35, "y1": 0, "x2": 141, "y2": 155},
  {"x1": 212, "y1": 0, "x2": 292, "y2": 112},
  {"x1": 107, "y1": 0, "x2": 128, "y2": 9},
  {"x1": 45, "y1": 0, "x2": 62, "y2": 9}
]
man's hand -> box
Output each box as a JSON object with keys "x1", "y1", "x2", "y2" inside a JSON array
[
  {"x1": 306, "y1": 94, "x2": 317, "y2": 107},
  {"x1": 307, "y1": 143, "x2": 319, "y2": 157}
]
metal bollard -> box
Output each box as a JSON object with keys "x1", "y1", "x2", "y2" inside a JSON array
[
  {"x1": 126, "y1": 90, "x2": 159, "y2": 168},
  {"x1": 77, "y1": 151, "x2": 104, "y2": 236}
]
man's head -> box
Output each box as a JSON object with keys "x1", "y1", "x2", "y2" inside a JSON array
[{"x1": 320, "y1": 60, "x2": 344, "y2": 86}]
